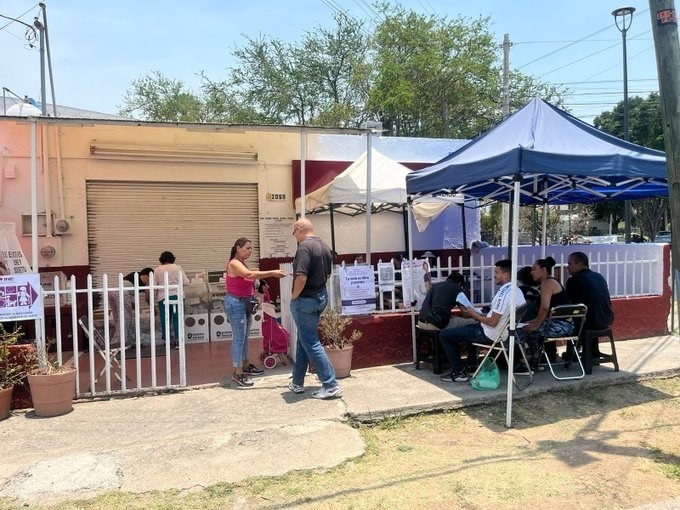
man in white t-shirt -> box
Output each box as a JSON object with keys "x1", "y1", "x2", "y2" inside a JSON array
[{"x1": 438, "y1": 259, "x2": 526, "y2": 383}]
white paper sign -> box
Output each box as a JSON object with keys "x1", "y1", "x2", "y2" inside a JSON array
[
  {"x1": 338, "y1": 264, "x2": 376, "y2": 315},
  {"x1": 377, "y1": 262, "x2": 395, "y2": 292},
  {"x1": 0, "y1": 273, "x2": 42, "y2": 321}
]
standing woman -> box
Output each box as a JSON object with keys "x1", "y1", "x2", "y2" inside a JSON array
[
  {"x1": 154, "y1": 251, "x2": 189, "y2": 348},
  {"x1": 110, "y1": 267, "x2": 153, "y2": 345},
  {"x1": 521, "y1": 256, "x2": 572, "y2": 368},
  {"x1": 225, "y1": 237, "x2": 286, "y2": 387}
]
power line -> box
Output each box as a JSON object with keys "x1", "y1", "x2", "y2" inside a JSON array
[{"x1": 516, "y1": 8, "x2": 649, "y2": 70}]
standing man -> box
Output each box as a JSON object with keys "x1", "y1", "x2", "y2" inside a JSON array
[
  {"x1": 437, "y1": 259, "x2": 525, "y2": 383},
  {"x1": 289, "y1": 218, "x2": 342, "y2": 399},
  {"x1": 565, "y1": 251, "x2": 614, "y2": 359}
]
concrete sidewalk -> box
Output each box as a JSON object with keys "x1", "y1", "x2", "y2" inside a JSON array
[{"x1": 0, "y1": 335, "x2": 678, "y2": 504}]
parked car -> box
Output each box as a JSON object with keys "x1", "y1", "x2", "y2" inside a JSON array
[{"x1": 654, "y1": 230, "x2": 672, "y2": 243}]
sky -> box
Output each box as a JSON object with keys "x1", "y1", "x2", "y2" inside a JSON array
[{"x1": 0, "y1": 0, "x2": 660, "y2": 125}]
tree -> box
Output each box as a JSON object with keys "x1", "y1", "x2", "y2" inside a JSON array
[
  {"x1": 119, "y1": 7, "x2": 565, "y2": 131},
  {"x1": 118, "y1": 71, "x2": 204, "y2": 122},
  {"x1": 226, "y1": 11, "x2": 372, "y2": 126},
  {"x1": 593, "y1": 93, "x2": 668, "y2": 239}
]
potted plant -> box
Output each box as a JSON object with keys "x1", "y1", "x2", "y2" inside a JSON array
[
  {"x1": 318, "y1": 308, "x2": 362, "y2": 378},
  {"x1": 0, "y1": 326, "x2": 27, "y2": 420},
  {"x1": 27, "y1": 338, "x2": 77, "y2": 417}
]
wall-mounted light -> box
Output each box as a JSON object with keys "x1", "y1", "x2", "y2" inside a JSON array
[{"x1": 89, "y1": 143, "x2": 258, "y2": 164}]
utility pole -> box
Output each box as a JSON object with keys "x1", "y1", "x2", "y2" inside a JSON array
[
  {"x1": 649, "y1": 0, "x2": 680, "y2": 331},
  {"x1": 502, "y1": 33, "x2": 511, "y2": 118}
]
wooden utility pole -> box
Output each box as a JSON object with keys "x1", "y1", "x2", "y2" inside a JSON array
[{"x1": 649, "y1": 0, "x2": 680, "y2": 331}]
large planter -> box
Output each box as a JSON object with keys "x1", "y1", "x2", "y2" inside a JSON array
[
  {"x1": 27, "y1": 369, "x2": 76, "y2": 417},
  {"x1": 325, "y1": 345, "x2": 354, "y2": 379},
  {"x1": 0, "y1": 386, "x2": 12, "y2": 420}
]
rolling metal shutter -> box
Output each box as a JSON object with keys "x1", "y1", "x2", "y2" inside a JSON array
[{"x1": 86, "y1": 181, "x2": 260, "y2": 280}]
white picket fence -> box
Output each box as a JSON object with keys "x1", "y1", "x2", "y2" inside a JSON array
[
  {"x1": 41, "y1": 272, "x2": 185, "y2": 398},
  {"x1": 328, "y1": 243, "x2": 666, "y2": 311}
]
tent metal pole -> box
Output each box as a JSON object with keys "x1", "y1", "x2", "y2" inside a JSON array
[
  {"x1": 507, "y1": 191, "x2": 514, "y2": 258},
  {"x1": 406, "y1": 199, "x2": 417, "y2": 363},
  {"x1": 329, "y1": 203, "x2": 337, "y2": 256},
  {"x1": 541, "y1": 201, "x2": 548, "y2": 258},
  {"x1": 300, "y1": 130, "x2": 306, "y2": 218},
  {"x1": 506, "y1": 178, "x2": 521, "y2": 428},
  {"x1": 402, "y1": 204, "x2": 409, "y2": 254},
  {"x1": 365, "y1": 133, "x2": 372, "y2": 264},
  {"x1": 461, "y1": 202, "x2": 468, "y2": 249}
]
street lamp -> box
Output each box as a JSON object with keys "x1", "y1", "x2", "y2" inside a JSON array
[{"x1": 612, "y1": 6, "x2": 635, "y2": 244}]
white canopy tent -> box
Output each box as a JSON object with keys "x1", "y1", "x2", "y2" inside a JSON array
[{"x1": 295, "y1": 148, "x2": 449, "y2": 254}]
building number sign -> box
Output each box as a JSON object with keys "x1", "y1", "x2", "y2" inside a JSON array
[{"x1": 266, "y1": 193, "x2": 286, "y2": 201}]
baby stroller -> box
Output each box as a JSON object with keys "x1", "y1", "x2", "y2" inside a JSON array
[{"x1": 259, "y1": 302, "x2": 291, "y2": 369}]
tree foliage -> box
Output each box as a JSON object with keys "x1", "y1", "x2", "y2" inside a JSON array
[
  {"x1": 118, "y1": 6, "x2": 566, "y2": 136},
  {"x1": 593, "y1": 93, "x2": 668, "y2": 240}
]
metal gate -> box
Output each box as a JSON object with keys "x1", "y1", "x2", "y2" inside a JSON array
[{"x1": 41, "y1": 273, "x2": 186, "y2": 398}]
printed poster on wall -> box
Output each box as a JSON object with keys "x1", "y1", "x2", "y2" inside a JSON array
[
  {"x1": 401, "y1": 259, "x2": 428, "y2": 310},
  {"x1": 260, "y1": 216, "x2": 297, "y2": 258},
  {"x1": 338, "y1": 264, "x2": 376, "y2": 315},
  {"x1": 0, "y1": 272, "x2": 42, "y2": 321}
]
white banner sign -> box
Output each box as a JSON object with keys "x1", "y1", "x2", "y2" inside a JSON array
[
  {"x1": 401, "y1": 259, "x2": 428, "y2": 310},
  {"x1": 0, "y1": 222, "x2": 31, "y2": 274},
  {"x1": 0, "y1": 273, "x2": 42, "y2": 321},
  {"x1": 338, "y1": 264, "x2": 376, "y2": 315}
]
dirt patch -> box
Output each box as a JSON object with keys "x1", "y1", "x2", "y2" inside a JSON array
[{"x1": 4, "y1": 377, "x2": 680, "y2": 510}]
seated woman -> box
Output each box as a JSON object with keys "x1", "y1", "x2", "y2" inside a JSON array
[
  {"x1": 517, "y1": 265, "x2": 540, "y2": 321},
  {"x1": 520, "y1": 256, "x2": 573, "y2": 369}
]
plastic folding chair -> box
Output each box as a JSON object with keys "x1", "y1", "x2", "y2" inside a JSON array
[
  {"x1": 541, "y1": 303, "x2": 587, "y2": 380},
  {"x1": 78, "y1": 315, "x2": 125, "y2": 386},
  {"x1": 470, "y1": 304, "x2": 533, "y2": 390}
]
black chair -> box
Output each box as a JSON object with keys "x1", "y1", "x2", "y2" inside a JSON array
[
  {"x1": 541, "y1": 304, "x2": 587, "y2": 380},
  {"x1": 415, "y1": 326, "x2": 448, "y2": 374},
  {"x1": 583, "y1": 327, "x2": 619, "y2": 374}
]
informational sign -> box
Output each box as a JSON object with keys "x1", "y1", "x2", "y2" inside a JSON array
[
  {"x1": 260, "y1": 216, "x2": 297, "y2": 258},
  {"x1": 0, "y1": 272, "x2": 42, "y2": 321},
  {"x1": 401, "y1": 259, "x2": 428, "y2": 310},
  {"x1": 377, "y1": 262, "x2": 395, "y2": 292},
  {"x1": 338, "y1": 264, "x2": 376, "y2": 315},
  {"x1": 0, "y1": 222, "x2": 31, "y2": 274}
]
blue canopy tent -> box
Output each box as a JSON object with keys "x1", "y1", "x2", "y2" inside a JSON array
[
  {"x1": 405, "y1": 98, "x2": 668, "y2": 427},
  {"x1": 406, "y1": 98, "x2": 667, "y2": 205}
]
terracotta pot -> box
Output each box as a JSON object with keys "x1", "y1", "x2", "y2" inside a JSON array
[
  {"x1": 0, "y1": 386, "x2": 12, "y2": 420},
  {"x1": 27, "y1": 369, "x2": 76, "y2": 417},
  {"x1": 324, "y1": 344, "x2": 354, "y2": 379}
]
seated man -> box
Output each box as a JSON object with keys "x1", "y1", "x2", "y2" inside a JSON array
[
  {"x1": 417, "y1": 272, "x2": 476, "y2": 331},
  {"x1": 565, "y1": 251, "x2": 614, "y2": 360},
  {"x1": 438, "y1": 259, "x2": 526, "y2": 383}
]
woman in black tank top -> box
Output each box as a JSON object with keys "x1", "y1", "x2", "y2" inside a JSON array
[{"x1": 520, "y1": 256, "x2": 574, "y2": 366}]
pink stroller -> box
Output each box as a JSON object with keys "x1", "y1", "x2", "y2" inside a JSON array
[{"x1": 259, "y1": 303, "x2": 290, "y2": 369}]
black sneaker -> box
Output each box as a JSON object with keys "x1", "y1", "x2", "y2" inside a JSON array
[
  {"x1": 232, "y1": 372, "x2": 254, "y2": 387},
  {"x1": 441, "y1": 371, "x2": 469, "y2": 383},
  {"x1": 243, "y1": 364, "x2": 264, "y2": 376},
  {"x1": 514, "y1": 363, "x2": 532, "y2": 374}
]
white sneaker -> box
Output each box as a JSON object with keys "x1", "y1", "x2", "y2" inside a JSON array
[
  {"x1": 312, "y1": 385, "x2": 343, "y2": 399},
  {"x1": 288, "y1": 382, "x2": 304, "y2": 394}
]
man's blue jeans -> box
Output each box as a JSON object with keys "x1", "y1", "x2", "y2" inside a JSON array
[
  {"x1": 437, "y1": 323, "x2": 488, "y2": 373},
  {"x1": 290, "y1": 290, "x2": 338, "y2": 389}
]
